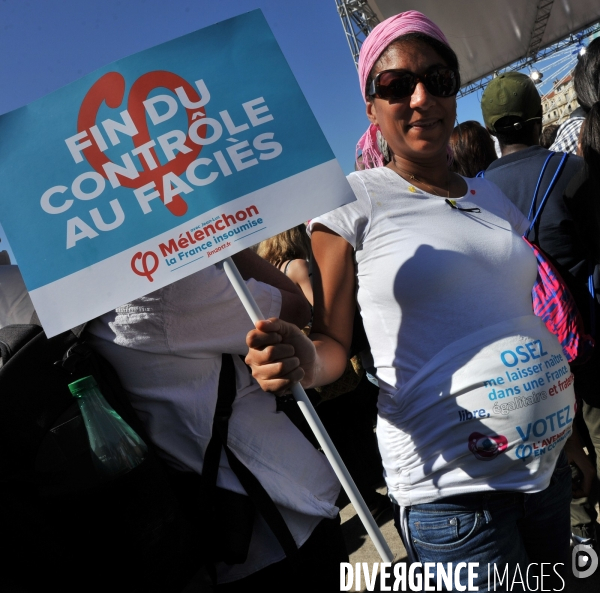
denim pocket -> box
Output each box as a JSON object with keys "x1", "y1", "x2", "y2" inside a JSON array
[{"x1": 409, "y1": 509, "x2": 483, "y2": 552}]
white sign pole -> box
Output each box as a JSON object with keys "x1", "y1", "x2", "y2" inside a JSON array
[{"x1": 222, "y1": 256, "x2": 394, "y2": 563}]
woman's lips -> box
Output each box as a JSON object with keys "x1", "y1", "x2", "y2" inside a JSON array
[{"x1": 408, "y1": 119, "x2": 441, "y2": 130}]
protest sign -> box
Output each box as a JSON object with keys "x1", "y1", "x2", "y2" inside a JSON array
[{"x1": 0, "y1": 9, "x2": 354, "y2": 337}]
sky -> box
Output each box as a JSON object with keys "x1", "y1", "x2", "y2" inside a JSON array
[{"x1": 0, "y1": 0, "x2": 484, "y2": 260}]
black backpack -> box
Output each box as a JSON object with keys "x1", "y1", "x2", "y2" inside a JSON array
[
  {"x1": 0, "y1": 323, "x2": 210, "y2": 593},
  {"x1": 0, "y1": 323, "x2": 298, "y2": 592}
]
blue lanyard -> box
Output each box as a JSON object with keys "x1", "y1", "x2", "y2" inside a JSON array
[
  {"x1": 525, "y1": 152, "x2": 568, "y2": 239},
  {"x1": 589, "y1": 265, "x2": 597, "y2": 338}
]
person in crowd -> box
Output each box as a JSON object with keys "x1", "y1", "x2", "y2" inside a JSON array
[
  {"x1": 547, "y1": 41, "x2": 600, "y2": 156},
  {"x1": 481, "y1": 71, "x2": 599, "y2": 550},
  {"x1": 257, "y1": 225, "x2": 313, "y2": 306},
  {"x1": 0, "y1": 249, "x2": 35, "y2": 328},
  {"x1": 540, "y1": 124, "x2": 559, "y2": 149},
  {"x1": 245, "y1": 11, "x2": 580, "y2": 588},
  {"x1": 481, "y1": 72, "x2": 585, "y2": 288},
  {"x1": 448, "y1": 120, "x2": 497, "y2": 177},
  {"x1": 564, "y1": 36, "x2": 600, "y2": 549},
  {"x1": 549, "y1": 112, "x2": 586, "y2": 154},
  {"x1": 549, "y1": 56, "x2": 588, "y2": 154},
  {"x1": 539, "y1": 124, "x2": 559, "y2": 149},
  {"x1": 566, "y1": 36, "x2": 600, "y2": 265},
  {"x1": 86, "y1": 249, "x2": 347, "y2": 592}
]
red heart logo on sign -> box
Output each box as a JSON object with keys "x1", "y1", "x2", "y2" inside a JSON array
[{"x1": 77, "y1": 71, "x2": 206, "y2": 217}]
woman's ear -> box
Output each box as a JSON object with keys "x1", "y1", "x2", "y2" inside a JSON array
[{"x1": 366, "y1": 100, "x2": 378, "y2": 126}]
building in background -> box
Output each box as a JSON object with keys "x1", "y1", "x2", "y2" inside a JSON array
[{"x1": 542, "y1": 72, "x2": 578, "y2": 127}]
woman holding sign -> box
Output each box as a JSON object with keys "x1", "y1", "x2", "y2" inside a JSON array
[{"x1": 246, "y1": 11, "x2": 579, "y2": 588}]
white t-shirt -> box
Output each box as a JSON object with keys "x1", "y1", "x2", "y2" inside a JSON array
[
  {"x1": 309, "y1": 167, "x2": 575, "y2": 504},
  {"x1": 87, "y1": 264, "x2": 339, "y2": 583},
  {"x1": 311, "y1": 167, "x2": 533, "y2": 392}
]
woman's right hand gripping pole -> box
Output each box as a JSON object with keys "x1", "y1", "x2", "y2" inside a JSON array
[
  {"x1": 245, "y1": 318, "x2": 317, "y2": 395},
  {"x1": 246, "y1": 224, "x2": 357, "y2": 395}
]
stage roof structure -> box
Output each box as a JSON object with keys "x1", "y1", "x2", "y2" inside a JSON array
[{"x1": 336, "y1": 0, "x2": 600, "y2": 96}]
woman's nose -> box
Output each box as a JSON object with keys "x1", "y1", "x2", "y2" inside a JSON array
[{"x1": 410, "y1": 81, "x2": 434, "y2": 108}]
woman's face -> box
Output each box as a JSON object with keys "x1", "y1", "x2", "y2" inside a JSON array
[{"x1": 367, "y1": 39, "x2": 457, "y2": 165}]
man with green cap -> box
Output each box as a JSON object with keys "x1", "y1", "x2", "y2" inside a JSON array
[
  {"x1": 481, "y1": 71, "x2": 599, "y2": 552},
  {"x1": 481, "y1": 74, "x2": 585, "y2": 288}
]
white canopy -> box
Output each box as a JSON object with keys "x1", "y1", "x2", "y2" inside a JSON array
[{"x1": 368, "y1": 0, "x2": 600, "y2": 86}]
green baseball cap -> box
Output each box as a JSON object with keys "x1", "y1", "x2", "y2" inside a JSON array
[{"x1": 481, "y1": 72, "x2": 542, "y2": 133}]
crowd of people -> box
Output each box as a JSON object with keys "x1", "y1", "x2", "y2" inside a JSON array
[{"x1": 2, "y1": 9, "x2": 600, "y2": 593}]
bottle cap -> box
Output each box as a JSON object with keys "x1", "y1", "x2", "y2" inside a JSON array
[{"x1": 68, "y1": 375, "x2": 98, "y2": 397}]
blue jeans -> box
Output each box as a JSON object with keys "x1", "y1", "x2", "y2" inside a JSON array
[{"x1": 394, "y1": 451, "x2": 572, "y2": 591}]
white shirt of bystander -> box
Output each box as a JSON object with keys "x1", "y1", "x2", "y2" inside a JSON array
[{"x1": 87, "y1": 264, "x2": 340, "y2": 583}]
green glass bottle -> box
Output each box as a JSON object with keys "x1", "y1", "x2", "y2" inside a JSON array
[{"x1": 68, "y1": 375, "x2": 148, "y2": 478}]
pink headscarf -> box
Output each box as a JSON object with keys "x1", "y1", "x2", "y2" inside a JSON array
[{"x1": 357, "y1": 11, "x2": 451, "y2": 168}]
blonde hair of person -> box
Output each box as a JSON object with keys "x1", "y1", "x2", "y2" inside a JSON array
[{"x1": 256, "y1": 225, "x2": 312, "y2": 269}]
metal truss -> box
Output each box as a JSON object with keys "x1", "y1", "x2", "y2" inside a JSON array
[
  {"x1": 457, "y1": 22, "x2": 600, "y2": 99},
  {"x1": 526, "y1": 0, "x2": 555, "y2": 59},
  {"x1": 335, "y1": 0, "x2": 380, "y2": 67}
]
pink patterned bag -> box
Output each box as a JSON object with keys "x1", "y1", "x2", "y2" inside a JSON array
[{"x1": 526, "y1": 237, "x2": 594, "y2": 365}]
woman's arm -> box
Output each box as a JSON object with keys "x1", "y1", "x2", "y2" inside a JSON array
[
  {"x1": 245, "y1": 224, "x2": 356, "y2": 392},
  {"x1": 285, "y1": 259, "x2": 314, "y2": 306}
]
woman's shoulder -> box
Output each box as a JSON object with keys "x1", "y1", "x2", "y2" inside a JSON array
[
  {"x1": 347, "y1": 166, "x2": 394, "y2": 184},
  {"x1": 285, "y1": 258, "x2": 310, "y2": 277},
  {"x1": 346, "y1": 167, "x2": 400, "y2": 201},
  {"x1": 461, "y1": 174, "x2": 496, "y2": 188},
  {"x1": 309, "y1": 171, "x2": 379, "y2": 247},
  {"x1": 462, "y1": 175, "x2": 507, "y2": 199},
  {"x1": 462, "y1": 176, "x2": 529, "y2": 233},
  {"x1": 461, "y1": 175, "x2": 515, "y2": 210}
]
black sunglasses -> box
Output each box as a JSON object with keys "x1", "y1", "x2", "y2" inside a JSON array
[{"x1": 368, "y1": 66, "x2": 461, "y2": 101}]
